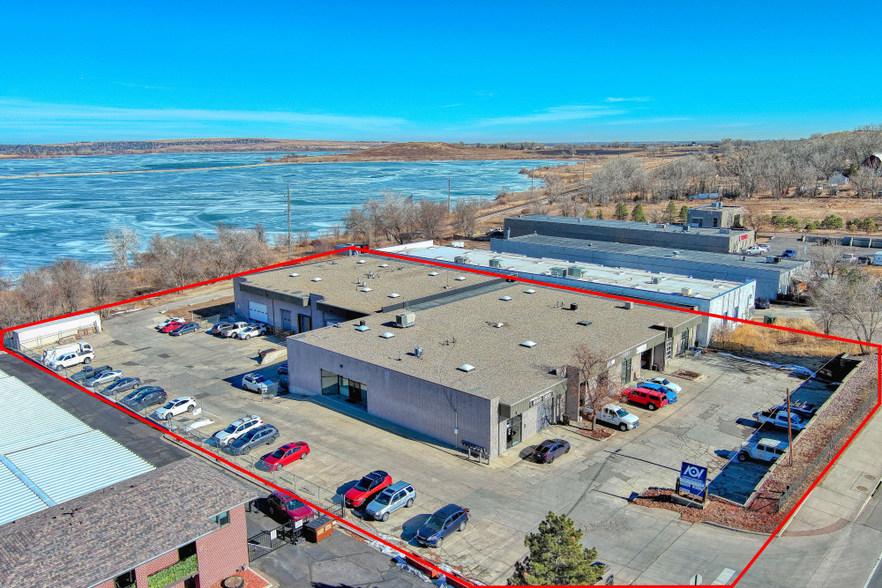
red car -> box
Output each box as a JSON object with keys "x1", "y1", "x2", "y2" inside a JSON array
[
  {"x1": 267, "y1": 489, "x2": 314, "y2": 525},
  {"x1": 622, "y1": 387, "x2": 669, "y2": 411},
  {"x1": 260, "y1": 442, "x2": 310, "y2": 471},
  {"x1": 160, "y1": 319, "x2": 187, "y2": 333},
  {"x1": 344, "y1": 470, "x2": 392, "y2": 508}
]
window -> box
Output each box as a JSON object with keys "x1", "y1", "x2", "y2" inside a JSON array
[
  {"x1": 211, "y1": 510, "x2": 230, "y2": 527},
  {"x1": 114, "y1": 570, "x2": 136, "y2": 588}
]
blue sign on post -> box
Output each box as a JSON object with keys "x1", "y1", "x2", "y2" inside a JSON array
[{"x1": 680, "y1": 462, "x2": 708, "y2": 496}]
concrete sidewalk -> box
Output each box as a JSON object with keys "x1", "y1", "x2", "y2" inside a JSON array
[{"x1": 781, "y1": 407, "x2": 882, "y2": 538}]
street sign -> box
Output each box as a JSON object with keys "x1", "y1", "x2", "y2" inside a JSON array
[
  {"x1": 680, "y1": 462, "x2": 708, "y2": 496},
  {"x1": 690, "y1": 574, "x2": 703, "y2": 584}
]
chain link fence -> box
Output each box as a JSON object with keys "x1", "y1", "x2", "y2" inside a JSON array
[{"x1": 778, "y1": 392, "x2": 877, "y2": 511}]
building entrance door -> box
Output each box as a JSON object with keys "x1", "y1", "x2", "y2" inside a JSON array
[
  {"x1": 281, "y1": 309, "x2": 292, "y2": 331},
  {"x1": 507, "y1": 415, "x2": 522, "y2": 448}
]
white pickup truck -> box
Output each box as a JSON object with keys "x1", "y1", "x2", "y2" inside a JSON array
[
  {"x1": 595, "y1": 404, "x2": 640, "y2": 431},
  {"x1": 752, "y1": 409, "x2": 808, "y2": 431},
  {"x1": 47, "y1": 350, "x2": 95, "y2": 371},
  {"x1": 42, "y1": 342, "x2": 93, "y2": 365}
]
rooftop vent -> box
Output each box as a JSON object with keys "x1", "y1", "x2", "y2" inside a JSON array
[
  {"x1": 379, "y1": 263, "x2": 389, "y2": 268},
  {"x1": 311, "y1": 277, "x2": 322, "y2": 282},
  {"x1": 388, "y1": 292, "x2": 400, "y2": 298},
  {"x1": 360, "y1": 287, "x2": 373, "y2": 292},
  {"x1": 521, "y1": 341, "x2": 537, "y2": 348},
  {"x1": 489, "y1": 258, "x2": 504, "y2": 268},
  {"x1": 550, "y1": 267, "x2": 566, "y2": 277},
  {"x1": 682, "y1": 287, "x2": 693, "y2": 296},
  {"x1": 624, "y1": 301, "x2": 635, "y2": 310},
  {"x1": 360, "y1": 320, "x2": 366, "y2": 326},
  {"x1": 577, "y1": 320, "x2": 593, "y2": 326},
  {"x1": 672, "y1": 251, "x2": 680, "y2": 256},
  {"x1": 454, "y1": 256, "x2": 468, "y2": 264},
  {"x1": 524, "y1": 289, "x2": 536, "y2": 294},
  {"x1": 493, "y1": 322, "x2": 504, "y2": 328},
  {"x1": 457, "y1": 364, "x2": 476, "y2": 373},
  {"x1": 357, "y1": 260, "x2": 366, "y2": 264},
  {"x1": 355, "y1": 325, "x2": 370, "y2": 332},
  {"x1": 455, "y1": 276, "x2": 466, "y2": 281},
  {"x1": 289, "y1": 272, "x2": 300, "y2": 277},
  {"x1": 651, "y1": 277, "x2": 661, "y2": 284},
  {"x1": 500, "y1": 296, "x2": 512, "y2": 301},
  {"x1": 396, "y1": 312, "x2": 416, "y2": 328},
  {"x1": 415, "y1": 347, "x2": 423, "y2": 358},
  {"x1": 569, "y1": 303, "x2": 579, "y2": 311},
  {"x1": 428, "y1": 271, "x2": 439, "y2": 276},
  {"x1": 379, "y1": 332, "x2": 395, "y2": 339}
]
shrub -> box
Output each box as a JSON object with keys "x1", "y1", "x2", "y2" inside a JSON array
[
  {"x1": 613, "y1": 203, "x2": 629, "y2": 220},
  {"x1": 820, "y1": 214, "x2": 845, "y2": 230},
  {"x1": 631, "y1": 204, "x2": 647, "y2": 222}
]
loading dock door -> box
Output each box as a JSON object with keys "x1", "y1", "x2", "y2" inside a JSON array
[{"x1": 248, "y1": 301, "x2": 268, "y2": 323}]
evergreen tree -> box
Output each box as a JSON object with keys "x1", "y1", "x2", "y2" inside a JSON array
[
  {"x1": 679, "y1": 205, "x2": 689, "y2": 224},
  {"x1": 597, "y1": 209, "x2": 604, "y2": 220},
  {"x1": 613, "y1": 203, "x2": 629, "y2": 220},
  {"x1": 584, "y1": 207, "x2": 593, "y2": 219},
  {"x1": 508, "y1": 512, "x2": 604, "y2": 586},
  {"x1": 665, "y1": 200, "x2": 678, "y2": 223},
  {"x1": 631, "y1": 203, "x2": 647, "y2": 222}
]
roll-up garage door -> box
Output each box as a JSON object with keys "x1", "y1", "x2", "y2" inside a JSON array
[{"x1": 248, "y1": 301, "x2": 268, "y2": 323}]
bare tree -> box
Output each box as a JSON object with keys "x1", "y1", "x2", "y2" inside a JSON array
[
  {"x1": 807, "y1": 243, "x2": 849, "y2": 278},
  {"x1": 741, "y1": 203, "x2": 769, "y2": 233},
  {"x1": 377, "y1": 190, "x2": 416, "y2": 244},
  {"x1": 297, "y1": 229, "x2": 311, "y2": 248},
  {"x1": 453, "y1": 197, "x2": 482, "y2": 236},
  {"x1": 415, "y1": 200, "x2": 449, "y2": 239},
  {"x1": 104, "y1": 224, "x2": 141, "y2": 269},
  {"x1": 559, "y1": 195, "x2": 580, "y2": 217},
  {"x1": 48, "y1": 257, "x2": 89, "y2": 314},
  {"x1": 811, "y1": 271, "x2": 882, "y2": 351},
  {"x1": 543, "y1": 172, "x2": 567, "y2": 204},
  {"x1": 573, "y1": 344, "x2": 619, "y2": 431}
]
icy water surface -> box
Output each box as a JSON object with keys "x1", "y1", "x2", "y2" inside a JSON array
[{"x1": 0, "y1": 152, "x2": 557, "y2": 273}]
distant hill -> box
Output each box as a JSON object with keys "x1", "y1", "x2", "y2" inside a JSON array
[
  {"x1": 0, "y1": 138, "x2": 389, "y2": 158},
  {"x1": 275, "y1": 141, "x2": 588, "y2": 163}
]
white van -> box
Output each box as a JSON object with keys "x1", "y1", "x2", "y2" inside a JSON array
[{"x1": 873, "y1": 251, "x2": 882, "y2": 266}]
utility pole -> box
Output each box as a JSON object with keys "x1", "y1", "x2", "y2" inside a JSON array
[
  {"x1": 530, "y1": 166, "x2": 534, "y2": 199},
  {"x1": 287, "y1": 184, "x2": 292, "y2": 259},
  {"x1": 582, "y1": 160, "x2": 586, "y2": 182},
  {"x1": 786, "y1": 388, "x2": 793, "y2": 467},
  {"x1": 447, "y1": 176, "x2": 451, "y2": 212}
]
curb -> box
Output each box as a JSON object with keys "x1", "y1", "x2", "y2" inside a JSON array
[{"x1": 701, "y1": 521, "x2": 772, "y2": 537}]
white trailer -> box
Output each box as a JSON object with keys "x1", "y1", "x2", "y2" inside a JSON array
[{"x1": 10, "y1": 312, "x2": 102, "y2": 353}]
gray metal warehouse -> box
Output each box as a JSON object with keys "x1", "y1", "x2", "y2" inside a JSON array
[
  {"x1": 492, "y1": 234, "x2": 808, "y2": 299},
  {"x1": 383, "y1": 243, "x2": 755, "y2": 346},
  {"x1": 504, "y1": 215, "x2": 756, "y2": 253},
  {"x1": 284, "y1": 273, "x2": 700, "y2": 460}
]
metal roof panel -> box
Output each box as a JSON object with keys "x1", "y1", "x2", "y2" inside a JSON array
[{"x1": 0, "y1": 463, "x2": 48, "y2": 525}]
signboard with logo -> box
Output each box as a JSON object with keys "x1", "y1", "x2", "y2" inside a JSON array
[{"x1": 679, "y1": 462, "x2": 708, "y2": 496}]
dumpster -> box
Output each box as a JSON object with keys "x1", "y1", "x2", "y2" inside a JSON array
[
  {"x1": 304, "y1": 515, "x2": 334, "y2": 543},
  {"x1": 764, "y1": 314, "x2": 777, "y2": 325}
]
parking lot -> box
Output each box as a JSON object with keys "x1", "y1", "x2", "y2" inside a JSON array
[{"x1": 51, "y1": 300, "x2": 809, "y2": 585}]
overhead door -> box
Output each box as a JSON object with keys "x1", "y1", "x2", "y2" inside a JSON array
[{"x1": 248, "y1": 301, "x2": 268, "y2": 324}]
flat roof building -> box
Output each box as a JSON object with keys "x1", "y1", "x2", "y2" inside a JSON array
[
  {"x1": 504, "y1": 214, "x2": 755, "y2": 253},
  {"x1": 687, "y1": 202, "x2": 745, "y2": 229},
  {"x1": 492, "y1": 234, "x2": 808, "y2": 299},
  {"x1": 287, "y1": 283, "x2": 701, "y2": 460},
  {"x1": 383, "y1": 242, "x2": 755, "y2": 346}
]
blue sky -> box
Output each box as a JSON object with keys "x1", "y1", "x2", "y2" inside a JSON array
[{"x1": 1, "y1": 1, "x2": 879, "y2": 143}]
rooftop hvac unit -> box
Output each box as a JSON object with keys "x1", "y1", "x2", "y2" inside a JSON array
[
  {"x1": 452, "y1": 241, "x2": 465, "y2": 248},
  {"x1": 682, "y1": 287, "x2": 693, "y2": 296},
  {"x1": 395, "y1": 312, "x2": 416, "y2": 328},
  {"x1": 551, "y1": 267, "x2": 566, "y2": 277},
  {"x1": 454, "y1": 256, "x2": 468, "y2": 264},
  {"x1": 683, "y1": 226, "x2": 690, "y2": 232},
  {"x1": 567, "y1": 266, "x2": 586, "y2": 277},
  {"x1": 570, "y1": 303, "x2": 579, "y2": 311},
  {"x1": 624, "y1": 301, "x2": 634, "y2": 310},
  {"x1": 415, "y1": 347, "x2": 423, "y2": 358},
  {"x1": 489, "y1": 258, "x2": 504, "y2": 268},
  {"x1": 766, "y1": 256, "x2": 775, "y2": 263},
  {"x1": 651, "y1": 277, "x2": 661, "y2": 284}
]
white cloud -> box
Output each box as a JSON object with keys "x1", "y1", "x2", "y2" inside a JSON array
[
  {"x1": 472, "y1": 104, "x2": 627, "y2": 127},
  {"x1": 0, "y1": 98, "x2": 408, "y2": 140},
  {"x1": 605, "y1": 97, "x2": 652, "y2": 103}
]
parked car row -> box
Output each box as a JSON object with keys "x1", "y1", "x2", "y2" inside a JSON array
[
  {"x1": 208, "y1": 321, "x2": 267, "y2": 340},
  {"x1": 731, "y1": 397, "x2": 816, "y2": 464},
  {"x1": 156, "y1": 317, "x2": 200, "y2": 336}
]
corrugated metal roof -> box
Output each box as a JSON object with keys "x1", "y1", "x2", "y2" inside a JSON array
[
  {"x1": 7, "y1": 430, "x2": 154, "y2": 505},
  {"x1": 0, "y1": 372, "x2": 155, "y2": 523},
  {"x1": 0, "y1": 377, "x2": 92, "y2": 455},
  {"x1": 0, "y1": 463, "x2": 48, "y2": 525}
]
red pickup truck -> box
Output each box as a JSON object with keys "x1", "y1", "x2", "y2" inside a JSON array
[{"x1": 622, "y1": 387, "x2": 669, "y2": 411}]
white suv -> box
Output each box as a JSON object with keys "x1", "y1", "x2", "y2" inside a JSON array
[
  {"x1": 152, "y1": 397, "x2": 197, "y2": 420},
  {"x1": 738, "y1": 438, "x2": 788, "y2": 463},
  {"x1": 212, "y1": 415, "x2": 263, "y2": 447}
]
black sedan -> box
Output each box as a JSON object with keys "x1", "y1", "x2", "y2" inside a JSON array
[
  {"x1": 101, "y1": 377, "x2": 141, "y2": 397},
  {"x1": 530, "y1": 439, "x2": 570, "y2": 464},
  {"x1": 170, "y1": 322, "x2": 200, "y2": 336},
  {"x1": 121, "y1": 385, "x2": 164, "y2": 406},
  {"x1": 123, "y1": 387, "x2": 167, "y2": 411}
]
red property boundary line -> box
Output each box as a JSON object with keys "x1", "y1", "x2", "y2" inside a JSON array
[{"x1": 0, "y1": 244, "x2": 879, "y2": 588}]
